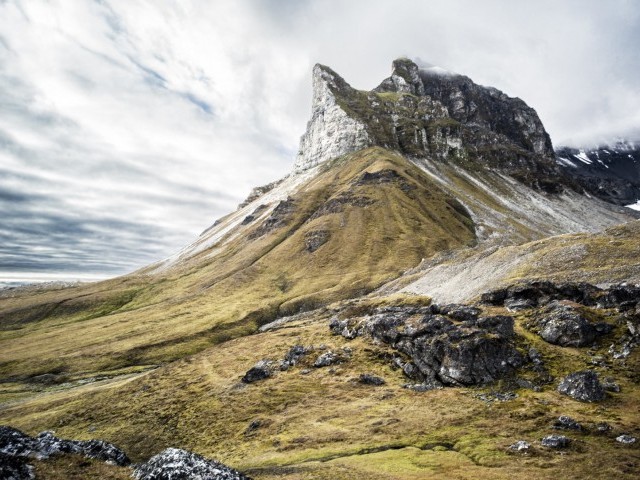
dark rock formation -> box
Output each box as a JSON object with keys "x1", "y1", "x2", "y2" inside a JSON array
[
  {"x1": 553, "y1": 416, "x2": 582, "y2": 431},
  {"x1": 133, "y1": 448, "x2": 250, "y2": 480},
  {"x1": 557, "y1": 370, "x2": 605, "y2": 402},
  {"x1": 330, "y1": 305, "x2": 521, "y2": 386},
  {"x1": 358, "y1": 374, "x2": 386, "y2": 386},
  {"x1": 241, "y1": 360, "x2": 274, "y2": 383},
  {"x1": 541, "y1": 434, "x2": 571, "y2": 449},
  {"x1": 313, "y1": 351, "x2": 341, "y2": 368},
  {"x1": 279, "y1": 345, "x2": 308, "y2": 371},
  {"x1": 534, "y1": 302, "x2": 599, "y2": 347},
  {"x1": 249, "y1": 198, "x2": 295, "y2": 239}
]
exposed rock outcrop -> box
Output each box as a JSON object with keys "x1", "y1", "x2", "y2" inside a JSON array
[
  {"x1": 241, "y1": 360, "x2": 274, "y2": 383},
  {"x1": 294, "y1": 58, "x2": 562, "y2": 192},
  {"x1": 133, "y1": 448, "x2": 250, "y2": 480},
  {"x1": 330, "y1": 304, "x2": 521, "y2": 386}
]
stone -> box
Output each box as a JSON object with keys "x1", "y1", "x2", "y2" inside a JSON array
[
  {"x1": 241, "y1": 360, "x2": 274, "y2": 383},
  {"x1": 434, "y1": 304, "x2": 481, "y2": 322},
  {"x1": 509, "y1": 440, "x2": 531, "y2": 452},
  {"x1": 304, "y1": 230, "x2": 330, "y2": 253},
  {"x1": 601, "y1": 377, "x2": 621, "y2": 393},
  {"x1": 616, "y1": 435, "x2": 637, "y2": 445},
  {"x1": 535, "y1": 301, "x2": 598, "y2": 347},
  {"x1": 358, "y1": 374, "x2": 386, "y2": 386},
  {"x1": 280, "y1": 345, "x2": 308, "y2": 371},
  {"x1": 0, "y1": 426, "x2": 39, "y2": 458},
  {"x1": 132, "y1": 448, "x2": 250, "y2": 480},
  {"x1": 553, "y1": 416, "x2": 582, "y2": 431},
  {"x1": 557, "y1": 370, "x2": 605, "y2": 402},
  {"x1": 313, "y1": 351, "x2": 340, "y2": 368},
  {"x1": 541, "y1": 435, "x2": 571, "y2": 449}
]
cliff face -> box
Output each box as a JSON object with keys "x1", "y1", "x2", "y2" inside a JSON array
[{"x1": 294, "y1": 58, "x2": 560, "y2": 190}]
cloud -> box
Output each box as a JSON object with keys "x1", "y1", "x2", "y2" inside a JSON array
[{"x1": 0, "y1": 0, "x2": 638, "y2": 281}]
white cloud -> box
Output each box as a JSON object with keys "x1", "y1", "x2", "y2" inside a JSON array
[{"x1": 0, "y1": 0, "x2": 638, "y2": 280}]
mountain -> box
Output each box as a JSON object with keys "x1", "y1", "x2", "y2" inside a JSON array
[
  {"x1": 555, "y1": 140, "x2": 640, "y2": 206},
  {"x1": 1, "y1": 59, "x2": 639, "y2": 479}
]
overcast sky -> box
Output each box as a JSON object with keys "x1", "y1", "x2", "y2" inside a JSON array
[{"x1": 1, "y1": 0, "x2": 639, "y2": 284}]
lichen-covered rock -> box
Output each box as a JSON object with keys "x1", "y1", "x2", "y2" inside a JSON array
[
  {"x1": 133, "y1": 448, "x2": 250, "y2": 480},
  {"x1": 313, "y1": 351, "x2": 340, "y2": 368},
  {"x1": 557, "y1": 370, "x2": 605, "y2": 402},
  {"x1": 241, "y1": 360, "x2": 274, "y2": 383},
  {"x1": 541, "y1": 435, "x2": 571, "y2": 449},
  {"x1": 0, "y1": 426, "x2": 39, "y2": 459},
  {"x1": 279, "y1": 345, "x2": 308, "y2": 371}
]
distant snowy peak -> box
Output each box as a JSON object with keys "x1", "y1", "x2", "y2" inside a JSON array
[{"x1": 555, "y1": 140, "x2": 640, "y2": 206}]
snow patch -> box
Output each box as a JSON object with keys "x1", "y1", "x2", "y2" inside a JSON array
[
  {"x1": 573, "y1": 151, "x2": 592, "y2": 165},
  {"x1": 557, "y1": 157, "x2": 577, "y2": 168},
  {"x1": 626, "y1": 200, "x2": 640, "y2": 212}
]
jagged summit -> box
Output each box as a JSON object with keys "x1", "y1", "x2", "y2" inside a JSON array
[{"x1": 294, "y1": 58, "x2": 557, "y2": 189}]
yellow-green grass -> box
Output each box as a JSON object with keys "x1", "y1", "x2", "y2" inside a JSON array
[
  {"x1": 0, "y1": 147, "x2": 475, "y2": 383},
  {"x1": 4, "y1": 307, "x2": 638, "y2": 479}
]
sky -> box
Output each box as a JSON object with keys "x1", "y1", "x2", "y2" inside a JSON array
[{"x1": 1, "y1": 0, "x2": 639, "y2": 285}]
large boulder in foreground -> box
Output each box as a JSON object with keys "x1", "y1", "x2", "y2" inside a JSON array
[
  {"x1": 534, "y1": 302, "x2": 602, "y2": 347},
  {"x1": 133, "y1": 448, "x2": 250, "y2": 480},
  {"x1": 557, "y1": 370, "x2": 606, "y2": 402}
]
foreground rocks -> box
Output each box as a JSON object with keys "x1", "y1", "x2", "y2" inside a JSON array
[
  {"x1": 133, "y1": 448, "x2": 250, "y2": 480},
  {"x1": 532, "y1": 301, "x2": 611, "y2": 347},
  {"x1": 0, "y1": 426, "x2": 129, "y2": 466},
  {"x1": 330, "y1": 304, "x2": 522, "y2": 387},
  {"x1": 557, "y1": 370, "x2": 606, "y2": 402},
  {"x1": 0, "y1": 425, "x2": 251, "y2": 480}
]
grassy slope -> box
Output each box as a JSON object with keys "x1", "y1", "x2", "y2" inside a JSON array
[
  {"x1": 0, "y1": 147, "x2": 475, "y2": 383},
  {"x1": 2, "y1": 300, "x2": 638, "y2": 479}
]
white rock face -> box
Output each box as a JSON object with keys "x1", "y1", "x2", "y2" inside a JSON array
[{"x1": 293, "y1": 65, "x2": 371, "y2": 172}]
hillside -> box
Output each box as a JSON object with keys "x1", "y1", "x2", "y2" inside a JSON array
[{"x1": 1, "y1": 58, "x2": 639, "y2": 479}]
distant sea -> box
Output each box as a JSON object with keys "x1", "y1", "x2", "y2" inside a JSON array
[{"x1": 0, "y1": 272, "x2": 110, "y2": 290}]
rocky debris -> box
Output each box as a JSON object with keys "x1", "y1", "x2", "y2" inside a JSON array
[
  {"x1": 304, "y1": 230, "x2": 330, "y2": 253},
  {"x1": 330, "y1": 304, "x2": 521, "y2": 386},
  {"x1": 355, "y1": 169, "x2": 414, "y2": 192},
  {"x1": 553, "y1": 416, "x2": 582, "y2": 431},
  {"x1": 557, "y1": 370, "x2": 606, "y2": 402},
  {"x1": 0, "y1": 453, "x2": 34, "y2": 480},
  {"x1": 132, "y1": 448, "x2": 250, "y2": 480},
  {"x1": 358, "y1": 374, "x2": 386, "y2": 386},
  {"x1": 532, "y1": 301, "x2": 608, "y2": 347},
  {"x1": 541, "y1": 435, "x2": 571, "y2": 449},
  {"x1": 313, "y1": 351, "x2": 341, "y2": 368},
  {"x1": 241, "y1": 360, "x2": 274, "y2": 383},
  {"x1": 509, "y1": 440, "x2": 531, "y2": 452},
  {"x1": 0, "y1": 426, "x2": 39, "y2": 458},
  {"x1": 616, "y1": 435, "x2": 637, "y2": 445},
  {"x1": 279, "y1": 345, "x2": 308, "y2": 371},
  {"x1": 239, "y1": 180, "x2": 282, "y2": 208},
  {"x1": 403, "y1": 383, "x2": 442, "y2": 392},
  {"x1": 311, "y1": 191, "x2": 376, "y2": 218},
  {"x1": 595, "y1": 422, "x2": 612, "y2": 433}
]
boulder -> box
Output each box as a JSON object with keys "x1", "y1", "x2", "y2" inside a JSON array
[
  {"x1": 133, "y1": 448, "x2": 250, "y2": 480},
  {"x1": 313, "y1": 351, "x2": 340, "y2": 368},
  {"x1": 553, "y1": 416, "x2": 582, "y2": 431},
  {"x1": 616, "y1": 435, "x2": 637, "y2": 445},
  {"x1": 358, "y1": 374, "x2": 385, "y2": 386},
  {"x1": 557, "y1": 370, "x2": 605, "y2": 402},
  {"x1": 0, "y1": 426, "x2": 39, "y2": 458},
  {"x1": 280, "y1": 345, "x2": 308, "y2": 371},
  {"x1": 535, "y1": 301, "x2": 598, "y2": 347},
  {"x1": 541, "y1": 435, "x2": 570, "y2": 449},
  {"x1": 509, "y1": 440, "x2": 531, "y2": 452},
  {"x1": 241, "y1": 360, "x2": 273, "y2": 383}
]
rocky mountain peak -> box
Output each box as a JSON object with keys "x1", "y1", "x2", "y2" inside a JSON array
[{"x1": 294, "y1": 58, "x2": 559, "y2": 191}]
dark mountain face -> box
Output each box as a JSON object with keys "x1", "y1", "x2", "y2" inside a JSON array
[{"x1": 555, "y1": 141, "x2": 640, "y2": 205}]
